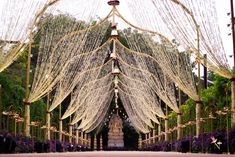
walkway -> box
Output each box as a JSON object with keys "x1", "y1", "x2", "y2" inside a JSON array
[{"x1": 0, "y1": 151, "x2": 234, "y2": 157}]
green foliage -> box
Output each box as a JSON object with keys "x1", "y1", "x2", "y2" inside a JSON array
[
  {"x1": 166, "y1": 73, "x2": 230, "y2": 135},
  {"x1": 167, "y1": 74, "x2": 231, "y2": 134},
  {"x1": 207, "y1": 70, "x2": 215, "y2": 81},
  {"x1": 0, "y1": 73, "x2": 12, "y2": 108},
  {"x1": 0, "y1": 50, "x2": 46, "y2": 127},
  {"x1": 30, "y1": 100, "x2": 45, "y2": 122}
]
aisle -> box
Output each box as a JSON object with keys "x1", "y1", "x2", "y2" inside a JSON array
[{"x1": 0, "y1": 151, "x2": 233, "y2": 157}]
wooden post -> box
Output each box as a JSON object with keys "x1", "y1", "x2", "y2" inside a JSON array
[
  {"x1": 138, "y1": 133, "x2": 142, "y2": 149},
  {"x1": 24, "y1": 25, "x2": 33, "y2": 137},
  {"x1": 231, "y1": 79, "x2": 235, "y2": 128},
  {"x1": 81, "y1": 131, "x2": 84, "y2": 145},
  {"x1": 94, "y1": 134, "x2": 97, "y2": 150},
  {"x1": 84, "y1": 133, "x2": 87, "y2": 146},
  {"x1": 75, "y1": 124, "x2": 79, "y2": 145},
  {"x1": 24, "y1": 101, "x2": 30, "y2": 137},
  {"x1": 149, "y1": 132, "x2": 151, "y2": 145},
  {"x1": 196, "y1": 25, "x2": 202, "y2": 137},
  {"x1": 231, "y1": 0, "x2": 235, "y2": 128},
  {"x1": 153, "y1": 124, "x2": 156, "y2": 144},
  {"x1": 165, "y1": 105, "x2": 169, "y2": 142},
  {"x1": 145, "y1": 133, "x2": 148, "y2": 146},
  {"x1": 0, "y1": 85, "x2": 2, "y2": 131},
  {"x1": 46, "y1": 91, "x2": 50, "y2": 140},
  {"x1": 100, "y1": 134, "x2": 103, "y2": 150},
  {"x1": 203, "y1": 54, "x2": 208, "y2": 89},
  {"x1": 59, "y1": 104, "x2": 62, "y2": 142},
  {"x1": 69, "y1": 124, "x2": 73, "y2": 144},
  {"x1": 23, "y1": 0, "x2": 60, "y2": 138},
  {"x1": 177, "y1": 113, "x2": 182, "y2": 140},
  {"x1": 158, "y1": 118, "x2": 161, "y2": 142},
  {"x1": 196, "y1": 101, "x2": 202, "y2": 137},
  {"x1": 88, "y1": 134, "x2": 91, "y2": 149},
  {"x1": 177, "y1": 89, "x2": 182, "y2": 140}
]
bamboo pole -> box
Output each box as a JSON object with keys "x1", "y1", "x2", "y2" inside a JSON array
[
  {"x1": 100, "y1": 134, "x2": 103, "y2": 150},
  {"x1": 177, "y1": 89, "x2": 182, "y2": 140},
  {"x1": 75, "y1": 124, "x2": 79, "y2": 145},
  {"x1": 23, "y1": 0, "x2": 60, "y2": 138},
  {"x1": 196, "y1": 25, "x2": 202, "y2": 137},
  {"x1": 231, "y1": 0, "x2": 235, "y2": 128},
  {"x1": 165, "y1": 105, "x2": 169, "y2": 142},
  {"x1": 45, "y1": 91, "x2": 51, "y2": 140},
  {"x1": 138, "y1": 133, "x2": 142, "y2": 149},
  {"x1": 84, "y1": 133, "x2": 87, "y2": 146},
  {"x1": 231, "y1": 80, "x2": 235, "y2": 128},
  {"x1": 0, "y1": 85, "x2": 2, "y2": 131},
  {"x1": 158, "y1": 118, "x2": 161, "y2": 142},
  {"x1": 69, "y1": 116, "x2": 72, "y2": 143},
  {"x1": 94, "y1": 134, "x2": 97, "y2": 150},
  {"x1": 203, "y1": 54, "x2": 208, "y2": 89},
  {"x1": 153, "y1": 123, "x2": 156, "y2": 144},
  {"x1": 24, "y1": 26, "x2": 32, "y2": 137},
  {"x1": 59, "y1": 104, "x2": 62, "y2": 142},
  {"x1": 81, "y1": 131, "x2": 84, "y2": 145},
  {"x1": 225, "y1": 84, "x2": 230, "y2": 154}
]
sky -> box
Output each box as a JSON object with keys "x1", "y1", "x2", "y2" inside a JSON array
[
  {"x1": 112, "y1": 0, "x2": 234, "y2": 67},
  {"x1": 45, "y1": 0, "x2": 235, "y2": 68},
  {"x1": 0, "y1": 0, "x2": 234, "y2": 67},
  {"x1": 214, "y1": 0, "x2": 233, "y2": 67}
]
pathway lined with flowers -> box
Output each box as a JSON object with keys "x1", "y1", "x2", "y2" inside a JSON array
[{"x1": 0, "y1": 151, "x2": 233, "y2": 157}]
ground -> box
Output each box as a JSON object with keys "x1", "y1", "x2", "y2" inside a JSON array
[{"x1": 0, "y1": 151, "x2": 234, "y2": 157}]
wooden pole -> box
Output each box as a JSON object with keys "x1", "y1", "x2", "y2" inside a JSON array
[
  {"x1": 231, "y1": 80, "x2": 235, "y2": 128},
  {"x1": 69, "y1": 124, "x2": 73, "y2": 144},
  {"x1": 0, "y1": 85, "x2": 2, "y2": 131},
  {"x1": 153, "y1": 123, "x2": 156, "y2": 144},
  {"x1": 75, "y1": 124, "x2": 78, "y2": 145},
  {"x1": 165, "y1": 104, "x2": 169, "y2": 142},
  {"x1": 69, "y1": 116, "x2": 72, "y2": 143},
  {"x1": 100, "y1": 134, "x2": 103, "y2": 150},
  {"x1": 88, "y1": 134, "x2": 91, "y2": 149},
  {"x1": 203, "y1": 54, "x2": 208, "y2": 89},
  {"x1": 94, "y1": 134, "x2": 97, "y2": 150},
  {"x1": 231, "y1": 0, "x2": 235, "y2": 66},
  {"x1": 158, "y1": 118, "x2": 161, "y2": 142},
  {"x1": 46, "y1": 91, "x2": 50, "y2": 140},
  {"x1": 196, "y1": 25, "x2": 202, "y2": 137},
  {"x1": 59, "y1": 104, "x2": 62, "y2": 142},
  {"x1": 81, "y1": 131, "x2": 84, "y2": 145},
  {"x1": 23, "y1": 0, "x2": 60, "y2": 138},
  {"x1": 24, "y1": 26, "x2": 33, "y2": 137},
  {"x1": 84, "y1": 133, "x2": 87, "y2": 146},
  {"x1": 138, "y1": 133, "x2": 142, "y2": 150},
  {"x1": 177, "y1": 89, "x2": 182, "y2": 140},
  {"x1": 225, "y1": 84, "x2": 230, "y2": 154},
  {"x1": 230, "y1": 0, "x2": 235, "y2": 129}
]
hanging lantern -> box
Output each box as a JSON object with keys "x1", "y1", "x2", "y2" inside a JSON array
[
  {"x1": 114, "y1": 76, "x2": 119, "y2": 87},
  {"x1": 107, "y1": 0, "x2": 120, "y2": 6},
  {"x1": 110, "y1": 52, "x2": 117, "y2": 59},
  {"x1": 115, "y1": 88, "x2": 119, "y2": 100},
  {"x1": 111, "y1": 29, "x2": 118, "y2": 37},
  {"x1": 112, "y1": 66, "x2": 120, "y2": 75},
  {"x1": 111, "y1": 24, "x2": 118, "y2": 38}
]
